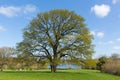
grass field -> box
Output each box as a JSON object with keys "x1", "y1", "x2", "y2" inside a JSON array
[{"x1": 0, "y1": 69, "x2": 120, "y2": 80}]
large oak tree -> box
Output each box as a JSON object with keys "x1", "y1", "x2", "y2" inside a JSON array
[{"x1": 17, "y1": 9, "x2": 94, "y2": 72}]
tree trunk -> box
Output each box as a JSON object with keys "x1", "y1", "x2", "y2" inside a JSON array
[{"x1": 50, "y1": 65, "x2": 57, "y2": 73}]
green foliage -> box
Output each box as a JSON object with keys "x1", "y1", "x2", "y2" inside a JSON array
[
  {"x1": 17, "y1": 9, "x2": 94, "y2": 72},
  {"x1": 84, "y1": 59, "x2": 97, "y2": 69},
  {"x1": 96, "y1": 56, "x2": 107, "y2": 70},
  {"x1": 0, "y1": 70, "x2": 120, "y2": 80}
]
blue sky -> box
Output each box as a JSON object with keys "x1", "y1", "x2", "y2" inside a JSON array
[{"x1": 0, "y1": 0, "x2": 120, "y2": 58}]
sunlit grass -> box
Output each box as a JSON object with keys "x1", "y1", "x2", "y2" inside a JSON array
[{"x1": 0, "y1": 69, "x2": 120, "y2": 80}]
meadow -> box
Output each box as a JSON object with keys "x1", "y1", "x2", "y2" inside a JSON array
[{"x1": 0, "y1": 70, "x2": 120, "y2": 80}]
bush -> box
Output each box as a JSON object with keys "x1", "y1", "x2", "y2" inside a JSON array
[
  {"x1": 96, "y1": 56, "x2": 107, "y2": 70},
  {"x1": 102, "y1": 59, "x2": 120, "y2": 75},
  {"x1": 84, "y1": 59, "x2": 97, "y2": 70}
]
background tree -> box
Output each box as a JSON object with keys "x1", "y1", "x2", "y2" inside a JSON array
[
  {"x1": 110, "y1": 53, "x2": 120, "y2": 59},
  {"x1": 96, "y1": 56, "x2": 107, "y2": 70},
  {"x1": 17, "y1": 9, "x2": 94, "y2": 72},
  {"x1": 0, "y1": 47, "x2": 14, "y2": 71},
  {"x1": 84, "y1": 58, "x2": 97, "y2": 69},
  {"x1": 102, "y1": 53, "x2": 120, "y2": 75}
]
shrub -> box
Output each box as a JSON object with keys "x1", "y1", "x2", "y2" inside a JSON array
[
  {"x1": 96, "y1": 56, "x2": 107, "y2": 70},
  {"x1": 84, "y1": 59, "x2": 97, "y2": 69},
  {"x1": 102, "y1": 59, "x2": 120, "y2": 75}
]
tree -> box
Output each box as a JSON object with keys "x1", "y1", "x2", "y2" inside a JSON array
[
  {"x1": 110, "y1": 53, "x2": 120, "y2": 59},
  {"x1": 102, "y1": 54, "x2": 120, "y2": 75},
  {"x1": 84, "y1": 59, "x2": 97, "y2": 69},
  {"x1": 17, "y1": 9, "x2": 94, "y2": 72},
  {"x1": 96, "y1": 56, "x2": 107, "y2": 70},
  {"x1": 0, "y1": 47, "x2": 14, "y2": 71}
]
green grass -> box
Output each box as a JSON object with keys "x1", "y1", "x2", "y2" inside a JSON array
[{"x1": 0, "y1": 69, "x2": 120, "y2": 80}]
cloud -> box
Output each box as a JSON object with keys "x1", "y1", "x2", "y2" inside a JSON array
[
  {"x1": 0, "y1": 26, "x2": 6, "y2": 32},
  {"x1": 90, "y1": 31, "x2": 105, "y2": 38},
  {"x1": 91, "y1": 4, "x2": 110, "y2": 18},
  {"x1": 97, "y1": 32, "x2": 104, "y2": 38},
  {"x1": 113, "y1": 46, "x2": 120, "y2": 50},
  {"x1": 0, "y1": 6, "x2": 20, "y2": 17},
  {"x1": 23, "y1": 5, "x2": 37, "y2": 14},
  {"x1": 0, "y1": 5, "x2": 37, "y2": 17},
  {"x1": 107, "y1": 41, "x2": 114, "y2": 44},
  {"x1": 116, "y1": 38, "x2": 120, "y2": 41},
  {"x1": 99, "y1": 40, "x2": 114, "y2": 45},
  {"x1": 90, "y1": 31, "x2": 96, "y2": 36},
  {"x1": 112, "y1": 0, "x2": 120, "y2": 4}
]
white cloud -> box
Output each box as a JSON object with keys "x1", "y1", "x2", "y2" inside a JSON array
[
  {"x1": 90, "y1": 31, "x2": 96, "y2": 36},
  {"x1": 90, "y1": 31, "x2": 105, "y2": 38},
  {"x1": 0, "y1": 26, "x2": 6, "y2": 32},
  {"x1": 98, "y1": 40, "x2": 114, "y2": 45},
  {"x1": 23, "y1": 5, "x2": 37, "y2": 14},
  {"x1": 0, "y1": 6, "x2": 20, "y2": 17},
  {"x1": 107, "y1": 41, "x2": 114, "y2": 44},
  {"x1": 116, "y1": 38, "x2": 120, "y2": 41},
  {"x1": 112, "y1": 0, "x2": 120, "y2": 4},
  {"x1": 97, "y1": 32, "x2": 104, "y2": 38},
  {"x1": 0, "y1": 5, "x2": 37, "y2": 17},
  {"x1": 113, "y1": 46, "x2": 120, "y2": 50},
  {"x1": 91, "y1": 4, "x2": 110, "y2": 18}
]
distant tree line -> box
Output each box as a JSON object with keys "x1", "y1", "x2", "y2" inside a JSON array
[
  {"x1": 96, "y1": 53, "x2": 120, "y2": 76},
  {"x1": 1, "y1": 46, "x2": 120, "y2": 76},
  {"x1": 79, "y1": 53, "x2": 120, "y2": 76},
  {"x1": 0, "y1": 47, "x2": 47, "y2": 71},
  {"x1": 0, "y1": 46, "x2": 93, "y2": 71}
]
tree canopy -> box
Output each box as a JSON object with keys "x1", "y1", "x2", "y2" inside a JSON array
[{"x1": 17, "y1": 9, "x2": 94, "y2": 72}]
